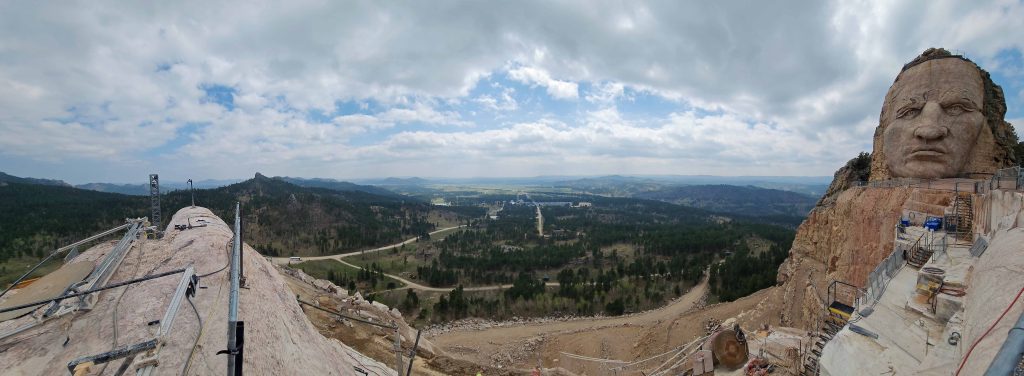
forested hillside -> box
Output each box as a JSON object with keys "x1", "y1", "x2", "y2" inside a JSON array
[
  {"x1": 275, "y1": 176, "x2": 402, "y2": 198},
  {"x1": 0, "y1": 183, "x2": 147, "y2": 263},
  {"x1": 0, "y1": 173, "x2": 479, "y2": 286},
  {"x1": 161, "y1": 174, "x2": 477, "y2": 256},
  {"x1": 635, "y1": 184, "x2": 817, "y2": 218},
  {"x1": 355, "y1": 193, "x2": 797, "y2": 321},
  {"x1": 0, "y1": 171, "x2": 71, "y2": 187}
]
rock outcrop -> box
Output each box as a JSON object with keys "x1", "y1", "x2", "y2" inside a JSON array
[
  {"x1": 0, "y1": 206, "x2": 394, "y2": 375},
  {"x1": 774, "y1": 48, "x2": 1019, "y2": 330}
]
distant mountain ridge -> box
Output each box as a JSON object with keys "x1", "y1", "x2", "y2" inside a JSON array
[
  {"x1": 635, "y1": 184, "x2": 817, "y2": 218},
  {"x1": 354, "y1": 177, "x2": 431, "y2": 185},
  {"x1": 0, "y1": 171, "x2": 71, "y2": 187},
  {"x1": 0, "y1": 172, "x2": 470, "y2": 270},
  {"x1": 274, "y1": 176, "x2": 404, "y2": 198},
  {"x1": 74, "y1": 179, "x2": 243, "y2": 195}
]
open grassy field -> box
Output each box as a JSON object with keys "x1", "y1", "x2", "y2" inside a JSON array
[
  {"x1": 289, "y1": 259, "x2": 407, "y2": 292},
  {"x1": 347, "y1": 227, "x2": 468, "y2": 282}
]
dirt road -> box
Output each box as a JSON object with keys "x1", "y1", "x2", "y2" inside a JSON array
[
  {"x1": 429, "y1": 276, "x2": 776, "y2": 371},
  {"x1": 269, "y1": 225, "x2": 465, "y2": 265},
  {"x1": 333, "y1": 257, "x2": 560, "y2": 293},
  {"x1": 272, "y1": 224, "x2": 563, "y2": 293}
]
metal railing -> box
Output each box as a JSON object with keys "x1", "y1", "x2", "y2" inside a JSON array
[
  {"x1": 984, "y1": 166, "x2": 1023, "y2": 192},
  {"x1": 981, "y1": 169, "x2": 1024, "y2": 375},
  {"x1": 863, "y1": 242, "x2": 907, "y2": 305},
  {"x1": 853, "y1": 166, "x2": 1022, "y2": 193}
]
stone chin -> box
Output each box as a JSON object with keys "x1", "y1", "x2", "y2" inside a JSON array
[{"x1": 885, "y1": 154, "x2": 960, "y2": 180}]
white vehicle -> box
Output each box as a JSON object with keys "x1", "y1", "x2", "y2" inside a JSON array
[{"x1": 289, "y1": 256, "x2": 301, "y2": 262}]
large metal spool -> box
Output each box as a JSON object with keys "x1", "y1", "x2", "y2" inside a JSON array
[{"x1": 705, "y1": 328, "x2": 749, "y2": 369}]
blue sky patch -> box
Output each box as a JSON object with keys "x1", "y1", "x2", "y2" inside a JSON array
[{"x1": 200, "y1": 84, "x2": 236, "y2": 111}]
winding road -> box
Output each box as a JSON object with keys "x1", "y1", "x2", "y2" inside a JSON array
[
  {"x1": 270, "y1": 225, "x2": 559, "y2": 292},
  {"x1": 270, "y1": 225, "x2": 465, "y2": 264}
]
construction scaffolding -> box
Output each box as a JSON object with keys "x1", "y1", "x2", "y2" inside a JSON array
[
  {"x1": 0, "y1": 219, "x2": 146, "y2": 341},
  {"x1": 149, "y1": 174, "x2": 162, "y2": 237},
  {"x1": 0, "y1": 220, "x2": 140, "y2": 301},
  {"x1": 66, "y1": 266, "x2": 197, "y2": 375}
]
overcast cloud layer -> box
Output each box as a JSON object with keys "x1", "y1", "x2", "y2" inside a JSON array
[{"x1": 1, "y1": 1, "x2": 1023, "y2": 184}]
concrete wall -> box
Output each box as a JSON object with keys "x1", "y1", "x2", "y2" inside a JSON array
[{"x1": 959, "y1": 189, "x2": 1024, "y2": 372}]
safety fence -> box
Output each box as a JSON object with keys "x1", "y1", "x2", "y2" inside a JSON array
[
  {"x1": 852, "y1": 166, "x2": 1023, "y2": 193},
  {"x1": 985, "y1": 166, "x2": 1023, "y2": 192},
  {"x1": 862, "y1": 242, "x2": 906, "y2": 305}
]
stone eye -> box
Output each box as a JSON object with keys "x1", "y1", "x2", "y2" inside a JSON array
[
  {"x1": 944, "y1": 104, "x2": 967, "y2": 116},
  {"x1": 897, "y1": 107, "x2": 920, "y2": 119}
]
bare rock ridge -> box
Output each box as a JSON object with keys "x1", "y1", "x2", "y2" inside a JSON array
[{"x1": 0, "y1": 206, "x2": 394, "y2": 375}]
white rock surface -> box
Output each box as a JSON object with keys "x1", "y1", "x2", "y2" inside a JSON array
[{"x1": 0, "y1": 206, "x2": 394, "y2": 375}]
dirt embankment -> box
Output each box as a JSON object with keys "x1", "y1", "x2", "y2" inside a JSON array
[{"x1": 426, "y1": 276, "x2": 792, "y2": 371}]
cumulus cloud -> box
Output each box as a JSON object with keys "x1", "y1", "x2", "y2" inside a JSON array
[
  {"x1": 474, "y1": 88, "x2": 519, "y2": 111},
  {"x1": 507, "y1": 66, "x2": 579, "y2": 100},
  {"x1": 0, "y1": 0, "x2": 1021, "y2": 182}
]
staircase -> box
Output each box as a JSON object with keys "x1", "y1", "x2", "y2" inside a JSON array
[
  {"x1": 952, "y1": 192, "x2": 974, "y2": 242},
  {"x1": 803, "y1": 282, "x2": 857, "y2": 376},
  {"x1": 907, "y1": 244, "x2": 932, "y2": 268},
  {"x1": 802, "y1": 313, "x2": 847, "y2": 375},
  {"x1": 906, "y1": 233, "x2": 932, "y2": 268}
]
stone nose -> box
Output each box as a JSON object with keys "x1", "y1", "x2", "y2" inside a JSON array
[{"x1": 912, "y1": 102, "x2": 948, "y2": 141}]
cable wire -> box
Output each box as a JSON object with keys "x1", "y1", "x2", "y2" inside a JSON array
[
  {"x1": 181, "y1": 294, "x2": 204, "y2": 376},
  {"x1": 197, "y1": 238, "x2": 232, "y2": 278},
  {"x1": 955, "y1": 284, "x2": 1024, "y2": 376}
]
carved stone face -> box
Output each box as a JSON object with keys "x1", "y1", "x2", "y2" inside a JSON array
[{"x1": 881, "y1": 58, "x2": 986, "y2": 179}]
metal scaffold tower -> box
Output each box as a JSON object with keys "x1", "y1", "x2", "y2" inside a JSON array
[{"x1": 149, "y1": 174, "x2": 162, "y2": 236}]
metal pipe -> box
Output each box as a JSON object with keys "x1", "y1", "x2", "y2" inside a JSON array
[
  {"x1": 405, "y1": 330, "x2": 421, "y2": 376},
  {"x1": 157, "y1": 266, "x2": 195, "y2": 338},
  {"x1": 0, "y1": 220, "x2": 136, "y2": 299},
  {"x1": 0, "y1": 268, "x2": 187, "y2": 314},
  {"x1": 983, "y1": 310, "x2": 1024, "y2": 375},
  {"x1": 66, "y1": 339, "x2": 159, "y2": 374},
  {"x1": 89, "y1": 222, "x2": 143, "y2": 291},
  {"x1": 238, "y1": 213, "x2": 244, "y2": 286},
  {"x1": 227, "y1": 202, "x2": 241, "y2": 376},
  {"x1": 395, "y1": 326, "x2": 402, "y2": 376}
]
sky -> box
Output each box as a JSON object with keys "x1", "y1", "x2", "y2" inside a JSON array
[{"x1": 1, "y1": 1, "x2": 1023, "y2": 184}]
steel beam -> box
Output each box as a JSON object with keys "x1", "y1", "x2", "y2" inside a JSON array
[
  {"x1": 0, "y1": 220, "x2": 138, "y2": 300},
  {"x1": 134, "y1": 266, "x2": 197, "y2": 375},
  {"x1": 66, "y1": 339, "x2": 158, "y2": 374},
  {"x1": 87, "y1": 221, "x2": 143, "y2": 290},
  {"x1": 157, "y1": 266, "x2": 196, "y2": 338},
  {"x1": 0, "y1": 268, "x2": 187, "y2": 315},
  {"x1": 226, "y1": 202, "x2": 243, "y2": 376}
]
